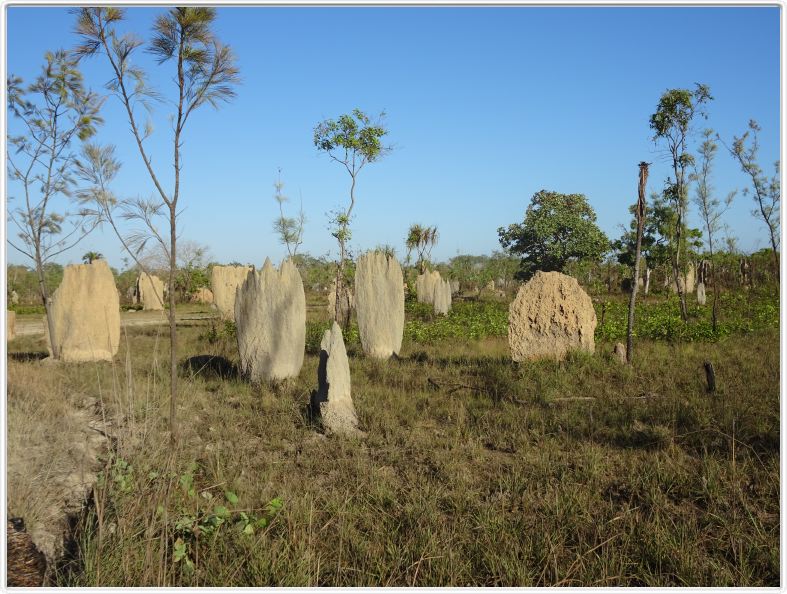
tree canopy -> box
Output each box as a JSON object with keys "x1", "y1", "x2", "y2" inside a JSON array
[{"x1": 498, "y1": 190, "x2": 609, "y2": 279}]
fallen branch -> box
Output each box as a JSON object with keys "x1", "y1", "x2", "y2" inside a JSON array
[
  {"x1": 427, "y1": 377, "x2": 483, "y2": 395},
  {"x1": 626, "y1": 392, "x2": 662, "y2": 400}
]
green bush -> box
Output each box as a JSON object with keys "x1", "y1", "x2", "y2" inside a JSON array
[
  {"x1": 305, "y1": 320, "x2": 360, "y2": 354},
  {"x1": 404, "y1": 300, "x2": 508, "y2": 344}
]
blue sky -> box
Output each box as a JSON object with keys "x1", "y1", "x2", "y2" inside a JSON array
[{"x1": 5, "y1": 6, "x2": 781, "y2": 270}]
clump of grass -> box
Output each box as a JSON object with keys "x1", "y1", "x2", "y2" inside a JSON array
[{"x1": 8, "y1": 304, "x2": 46, "y2": 315}]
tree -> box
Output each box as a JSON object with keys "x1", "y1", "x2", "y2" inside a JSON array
[
  {"x1": 655, "y1": 185, "x2": 703, "y2": 285},
  {"x1": 82, "y1": 251, "x2": 103, "y2": 264},
  {"x1": 292, "y1": 252, "x2": 337, "y2": 290},
  {"x1": 612, "y1": 200, "x2": 662, "y2": 295},
  {"x1": 448, "y1": 254, "x2": 491, "y2": 294},
  {"x1": 75, "y1": 7, "x2": 240, "y2": 439},
  {"x1": 313, "y1": 108, "x2": 390, "y2": 328},
  {"x1": 272, "y1": 168, "x2": 305, "y2": 258},
  {"x1": 405, "y1": 224, "x2": 439, "y2": 272},
  {"x1": 173, "y1": 240, "x2": 211, "y2": 300},
  {"x1": 374, "y1": 244, "x2": 397, "y2": 258},
  {"x1": 6, "y1": 50, "x2": 103, "y2": 359},
  {"x1": 649, "y1": 83, "x2": 712, "y2": 320},
  {"x1": 497, "y1": 190, "x2": 609, "y2": 279},
  {"x1": 487, "y1": 250, "x2": 520, "y2": 288},
  {"x1": 615, "y1": 191, "x2": 705, "y2": 298},
  {"x1": 724, "y1": 120, "x2": 780, "y2": 278},
  {"x1": 692, "y1": 129, "x2": 734, "y2": 331}
]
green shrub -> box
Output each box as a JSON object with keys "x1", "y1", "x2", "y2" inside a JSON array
[
  {"x1": 404, "y1": 300, "x2": 508, "y2": 344},
  {"x1": 595, "y1": 287, "x2": 779, "y2": 342}
]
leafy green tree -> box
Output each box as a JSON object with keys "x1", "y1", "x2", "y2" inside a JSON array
[
  {"x1": 313, "y1": 108, "x2": 390, "y2": 328},
  {"x1": 649, "y1": 83, "x2": 712, "y2": 319},
  {"x1": 291, "y1": 252, "x2": 334, "y2": 289},
  {"x1": 6, "y1": 264, "x2": 66, "y2": 306},
  {"x1": 115, "y1": 267, "x2": 139, "y2": 303},
  {"x1": 613, "y1": 190, "x2": 677, "y2": 294},
  {"x1": 616, "y1": 194, "x2": 702, "y2": 295},
  {"x1": 272, "y1": 168, "x2": 305, "y2": 258},
  {"x1": 487, "y1": 251, "x2": 520, "y2": 288},
  {"x1": 724, "y1": 120, "x2": 780, "y2": 277},
  {"x1": 447, "y1": 254, "x2": 488, "y2": 293},
  {"x1": 6, "y1": 50, "x2": 103, "y2": 359},
  {"x1": 76, "y1": 7, "x2": 240, "y2": 439},
  {"x1": 497, "y1": 190, "x2": 609, "y2": 279}
]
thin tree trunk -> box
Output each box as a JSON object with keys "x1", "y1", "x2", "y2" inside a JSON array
[
  {"x1": 706, "y1": 234, "x2": 718, "y2": 333},
  {"x1": 673, "y1": 220, "x2": 688, "y2": 320},
  {"x1": 644, "y1": 267, "x2": 651, "y2": 295},
  {"x1": 167, "y1": 27, "x2": 186, "y2": 442},
  {"x1": 333, "y1": 172, "x2": 357, "y2": 331},
  {"x1": 671, "y1": 145, "x2": 689, "y2": 321},
  {"x1": 36, "y1": 249, "x2": 59, "y2": 359},
  {"x1": 768, "y1": 231, "x2": 779, "y2": 283},
  {"x1": 626, "y1": 162, "x2": 648, "y2": 364},
  {"x1": 710, "y1": 267, "x2": 719, "y2": 332},
  {"x1": 334, "y1": 231, "x2": 350, "y2": 330},
  {"x1": 169, "y1": 206, "x2": 178, "y2": 441}
]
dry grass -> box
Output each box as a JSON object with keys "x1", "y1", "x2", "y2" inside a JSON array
[
  {"x1": 5, "y1": 292, "x2": 780, "y2": 587},
  {"x1": 7, "y1": 357, "x2": 109, "y2": 570}
]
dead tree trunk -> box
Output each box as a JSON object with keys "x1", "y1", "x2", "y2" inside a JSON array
[{"x1": 626, "y1": 162, "x2": 649, "y2": 365}]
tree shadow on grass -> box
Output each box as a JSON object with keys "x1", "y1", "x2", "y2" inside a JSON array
[
  {"x1": 180, "y1": 355, "x2": 239, "y2": 380},
  {"x1": 8, "y1": 351, "x2": 48, "y2": 362},
  {"x1": 401, "y1": 350, "x2": 512, "y2": 367}
]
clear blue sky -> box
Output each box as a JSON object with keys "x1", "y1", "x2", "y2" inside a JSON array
[{"x1": 5, "y1": 6, "x2": 781, "y2": 271}]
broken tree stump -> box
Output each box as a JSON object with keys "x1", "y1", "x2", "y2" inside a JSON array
[{"x1": 703, "y1": 361, "x2": 716, "y2": 393}]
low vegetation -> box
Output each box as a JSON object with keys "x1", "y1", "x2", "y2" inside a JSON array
[{"x1": 6, "y1": 288, "x2": 779, "y2": 587}]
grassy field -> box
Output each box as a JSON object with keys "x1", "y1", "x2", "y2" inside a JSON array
[{"x1": 6, "y1": 288, "x2": 780, "y2": 586}]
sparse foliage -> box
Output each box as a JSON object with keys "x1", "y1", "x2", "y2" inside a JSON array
[
  {"x1": 6, "y1": 49, "x2": 104, "y2": 358},
  {"x1": 272, "y1": 168, "x2": 305, "y2": 258},
  {"x1": 691, "y1": 129, "x2": 735, "y2": 330},
  {"x1": 405, "y1": 224, "x2": 439, "y2": 272},
  {"x1": 313, "y1": 108, "x2": 390, "y2": 328},
  {"x1": 724, "y1": 120, "x2": 780, "y2": 276},
  {"x1": 75, "y1": 7, "x2": 240, "y2": 439},
  {"x1": 649, "y1": 83, "x2": 712, "y2": 320},
  {"x1": 75, "y1": 143, "x2": 165, "y2": 309}
]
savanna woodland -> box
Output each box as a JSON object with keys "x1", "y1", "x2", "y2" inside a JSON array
[{"x1": 5, "y1": 5, "x2": 780, "y2": 588}]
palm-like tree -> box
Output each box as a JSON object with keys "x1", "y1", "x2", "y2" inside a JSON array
[
  {"x1": 82, "y1": 251, "x2": 103, "y2": 264},
  {"x1": 405, "y1": 224, "x2": 439, "y2": 272}
]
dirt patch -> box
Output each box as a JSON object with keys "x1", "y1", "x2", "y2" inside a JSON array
[
  {"x1": 6, "y1": 362, "x2": 112, "y2": 583},
  {"x1": 13, "y1": 310, "x2": 215, "y2": 337}
]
